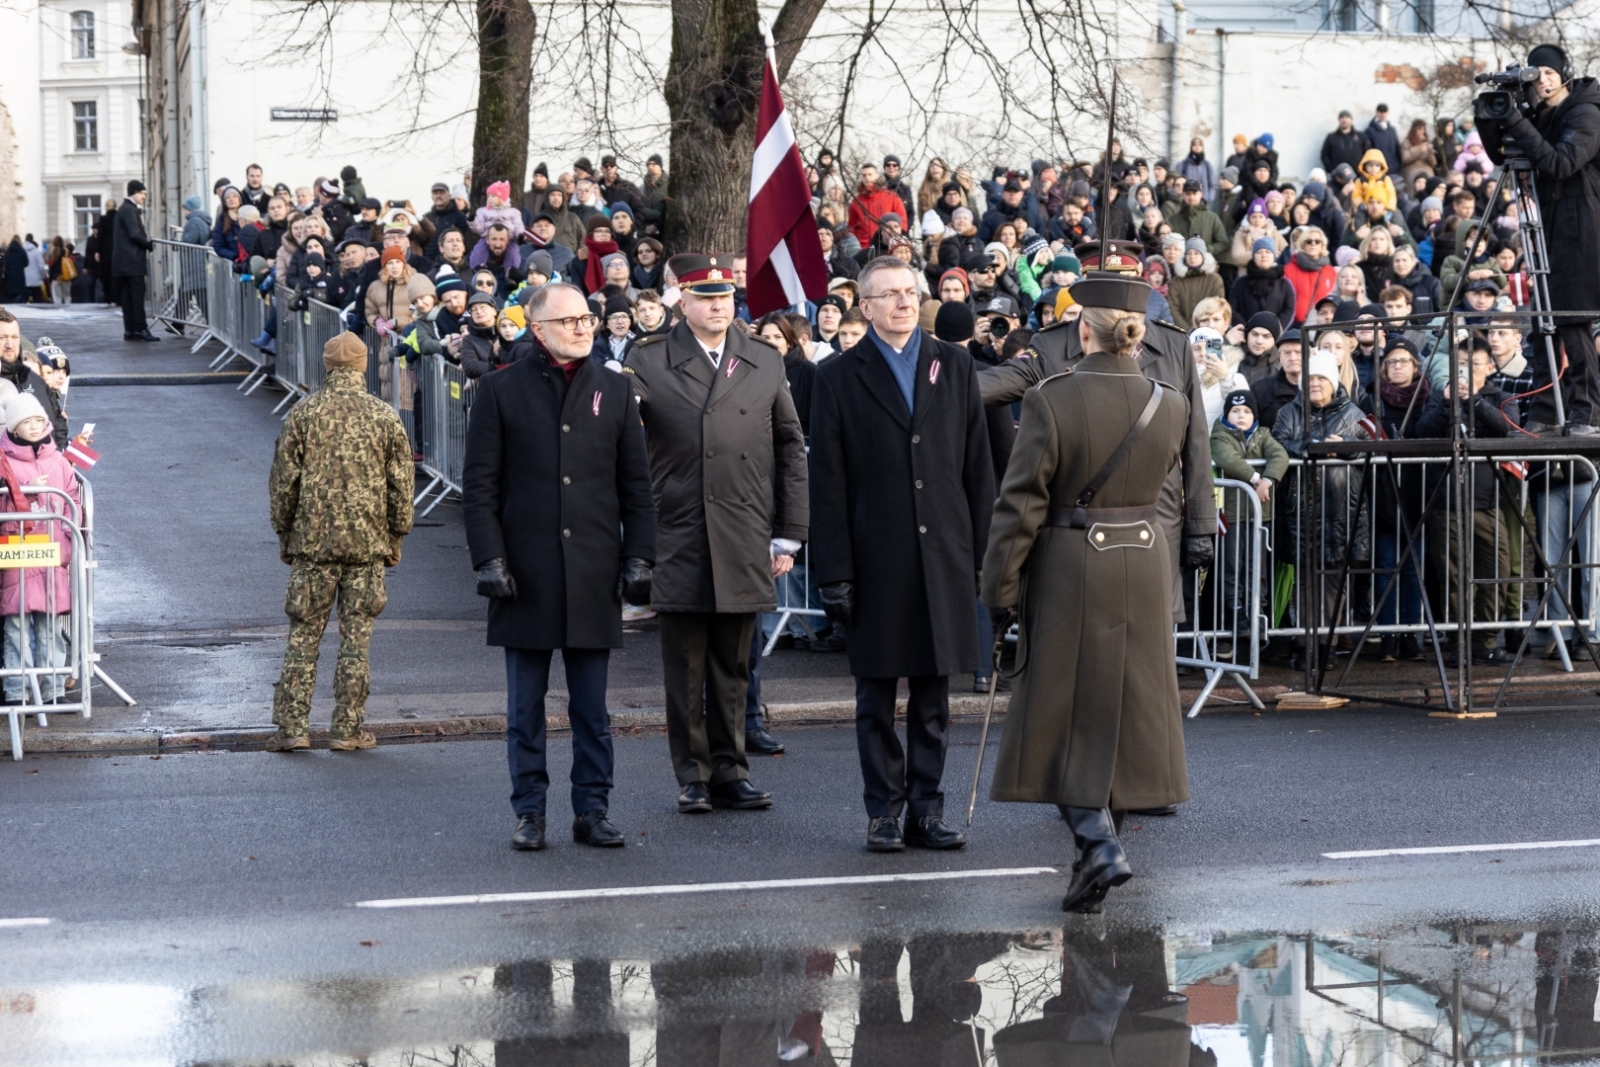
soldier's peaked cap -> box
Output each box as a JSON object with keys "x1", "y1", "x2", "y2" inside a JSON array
[
  {"x1": 669, "y1": 253, "x2": 738, "y2": 295},
  {"x1": 1067, "y1": 271, "x2": 1152, "y2": 314},
  {"x1": 323, "y1": 332, "x2": 368, "y2": 369}
]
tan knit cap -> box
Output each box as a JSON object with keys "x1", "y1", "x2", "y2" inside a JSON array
[{"x1": 323, "y1": 332, "x2": 368, "y2": 370}]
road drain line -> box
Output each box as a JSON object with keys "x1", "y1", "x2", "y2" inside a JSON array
[
  {"x1": 356, "y1": 866, "x2": 1060, "y2": 909},
  {"x1": 1325, "y1": 838, "x2": 1600, "y2": 860}
]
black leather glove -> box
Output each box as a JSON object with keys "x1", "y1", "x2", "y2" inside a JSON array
[
  {"x1": 818, "y1": 581, "x2": 855, "y2": 630},
  {"x1": 1182, "y1": 535, "x2": 1214, "y2": 571},
  {"x1": 994, "y1": 608, "x2": 1019, "y2": 673},
  {"x1": 617, "y1": 557, "x2": 653, "y2": 604},
  {"x1": 475, "y1": 557, "x2": 517, "y2": 599}
]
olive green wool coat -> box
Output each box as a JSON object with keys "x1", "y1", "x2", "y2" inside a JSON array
[{"x1": 980, "y1": 353, "x2": 1191, "y2": 810}]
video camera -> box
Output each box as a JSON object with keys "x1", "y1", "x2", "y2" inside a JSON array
[{"x1": 1473, "y1": 65, "x2": 1539, "y2": 164}]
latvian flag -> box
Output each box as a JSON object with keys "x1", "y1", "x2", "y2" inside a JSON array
[
  {"x1": 65, "y1": 439, "x2": 100, "y2": 471},
  {"x1": 745, "y1": 29, "x2": 828, "y2": 318}
]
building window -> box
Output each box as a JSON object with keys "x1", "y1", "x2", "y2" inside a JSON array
[
  {"x1": 72, "y1": 195, "x2": 98, "y2": 240},
  {"x1": 1334, "y1": 0, "x2": 1360, "y2": 30},
  {"x1": 1415, "y1": 0, "x2": 1435, "y2": 32},
  {"x1": 72, "y1": 101, "x2": 97, "y2": 151},
  {"x1": 71, "y1": 11, "x2": 94, "y2": 58}
]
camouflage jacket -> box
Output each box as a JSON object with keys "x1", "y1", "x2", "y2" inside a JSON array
[{"x1": 269, "y1": 366, "x2": 414, "y2": 562}]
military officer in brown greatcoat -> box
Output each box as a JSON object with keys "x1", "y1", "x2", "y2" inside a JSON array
[{"x1": 980, "y1": 274, "x2": 1191, "y2": 914}]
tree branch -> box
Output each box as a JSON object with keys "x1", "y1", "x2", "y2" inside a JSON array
[{"x1": 771, "y1": 0, "x2": 829, "y2": 79}]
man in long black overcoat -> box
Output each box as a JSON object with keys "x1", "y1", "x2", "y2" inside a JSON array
[
  {"x1": 462, "y1": 282, "x2": 656, "y2": 851},
  {"x1": 809, "y1": 256, "x2": 994, "y2": 852}
]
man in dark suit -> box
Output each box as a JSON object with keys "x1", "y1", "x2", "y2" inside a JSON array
[
  {"x1": 112, "y1": 180, "x2": 157, "y2": 341},
  {"x1": 623, "y1": 254, "x2": 808, "y2": 814},
  {"x1": 809, "y1": 256, "x2": 995, "y2": 852},
  {"x1": 462, "y1": 281, "x2": 657, "y2": 851}
]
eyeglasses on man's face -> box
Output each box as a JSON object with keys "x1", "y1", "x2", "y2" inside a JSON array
[{"x1": 539, "y1": 314, "x2": 599, "y2": 332}]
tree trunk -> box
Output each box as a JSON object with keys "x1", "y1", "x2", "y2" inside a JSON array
[
  {"x1": 663, "y1": 0, "x2": 829, "y2": 254},
  {"x1": 470, "y1": 0, "x2": 537, "y2": 208}
]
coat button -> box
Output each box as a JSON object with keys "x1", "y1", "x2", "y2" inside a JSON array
[
  {"x1": 562, "y1": 476, "x2": 571, "y2": 484},
  {"x1": 919, "y1": 525, "x2": 927, "y2": 534},
  {"x1": 706, "y1": 450, "x2": 714, "y2": 458},
  {"x1": 741, "y1": 452, "x2": 747, "y2": 459},
  {"x1": 562, "y1": 528, "x2": 571, "y2": 537},
  {"x1": 740, "y1": 408, "x2": 747, "y2": 414},
  {"x1": 1139, "y1": 530, "x2": 1149, "y2": 540},
  {"x1": 914, "y1": 480, "x2": 923, "y2": 489},
  {"x1": 1095, "y1": 531, "x2": 1105, "y2": 543},
  {"x1": 562, "y1": 424, "x2": 570, "y2": 433},
  {"x1": 911, "y1": 434, "x2": 920, "y2": 444}
]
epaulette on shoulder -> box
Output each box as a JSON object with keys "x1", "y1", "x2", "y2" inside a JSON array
[
  {"x1": 1037, "y1": 368, "x2": 1076, "y2": 388},
  {"x1": 1145, "y1": 318, "x2": 1184, "y2": 337},
  {"x1": 633, "y1": 333, "x2": 667, "y2": 348},
  {"x1": 1037, "y1": 319, "x2": 1070, "y2": 333}
]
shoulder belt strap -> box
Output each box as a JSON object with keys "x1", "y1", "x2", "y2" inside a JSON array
[{"x1": 1063, "y1": 379, "x2": 1163, "y2": 529}]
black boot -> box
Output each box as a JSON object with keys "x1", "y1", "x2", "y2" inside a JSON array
[{"x1": 1061, "y1": 807, "x2": 1132, "y2": 913}]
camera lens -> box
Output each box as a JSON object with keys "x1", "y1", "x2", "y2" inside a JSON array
[{"x1": 990, "y1": 317, "x2": 1011, "y2": 338}]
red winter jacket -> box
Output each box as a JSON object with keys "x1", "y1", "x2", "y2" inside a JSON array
[
  {"x1": 847, "y1": 185, "x2": 909, "y2": 248},
  {"x1": 1284, "y1": 255, "x2": 1338, "y2": 326}
]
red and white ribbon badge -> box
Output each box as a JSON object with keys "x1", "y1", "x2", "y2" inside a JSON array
[
  {"x1": 725, "y1": 357, "x2": 741, "y2": 379},
  {"x1": 929, "y1": 359, "x2": 941, "y2": 386},
  {"x1": 592, "y1": 391, "x2": 602, "y2": 416}
]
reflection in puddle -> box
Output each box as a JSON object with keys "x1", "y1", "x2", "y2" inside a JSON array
[{"x1": 8, "y1": 925, "x2": 1600, "y2": 1065}]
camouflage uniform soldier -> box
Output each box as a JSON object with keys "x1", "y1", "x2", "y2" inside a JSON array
[{"x1": 267, "y1": 332, "x2": 414, "y2": 751}]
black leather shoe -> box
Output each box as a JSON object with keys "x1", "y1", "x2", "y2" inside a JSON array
[
  {"x1": 904, "y1": 815, "x2": 966, "y2": 849},
  {"x1": 710, "y1": 779, "x2": 773, "y2": 809},
  {"x1": 1128, "y1": 805, "x2": 1178, "y2": 817},
  {"x1": 745, "y1": 726, "x2": 785, "y2": 755},
  {"x1": 678, "y1": 782, "x2": 712, "y2": 814},
  {"x1": 133, "y1": 330, "x2": 161, "y2": 342},
  {"x1": 866, "y1": 815, "x2": 904, "y2": 852},
  {"x1": 511, "y1": 813, "x2": 546, "y2": 851},
  {"x1": 1473, "y1": 647, "x2": 1518, "y2": 666},
  {"x1": 808, "y1": 630, "x2": 847, "y2": 653},
  {"x1": 573, "y1": 810, "x2": 625, "y2": 847},
  {"x1": 1060, "y1": 807, "x2": 1132, "y2": 913}
]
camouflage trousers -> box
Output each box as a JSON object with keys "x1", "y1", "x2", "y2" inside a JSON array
[{"x1": 272, "y1": 559, "x2": 388, "y2": 738}]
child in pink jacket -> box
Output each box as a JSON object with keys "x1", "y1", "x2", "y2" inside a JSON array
[
  {"x1": 470, "y1": 181, "x2": 526, "y2": 241},
  {"x1": 0, "y1": 393, "x2": 79, "y2": 702}
]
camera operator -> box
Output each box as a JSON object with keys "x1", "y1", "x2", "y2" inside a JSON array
[{"x1": 1502, "y1": 44, "x2": 1600, "y2": 434}]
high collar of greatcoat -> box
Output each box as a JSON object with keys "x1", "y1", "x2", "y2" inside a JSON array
[{"x1": 1076, "y1": 350, "x2": 1144, "y2": 375}]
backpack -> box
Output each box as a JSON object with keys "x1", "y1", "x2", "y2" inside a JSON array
[{"x1": 58, "y1": 256, "x2": 77, "y2": 282}]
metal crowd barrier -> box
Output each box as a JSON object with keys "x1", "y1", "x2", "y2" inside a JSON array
[
  {"x1": 414, "y1": 354, "x2": 471, "y2": 516},
  {"x1": 1180, "y1": 477, "x2": 1266, "y2": 716},
  {"x1": 760, "y1": 544, "x2": 826, "y2": 655},
  {"x1": 148, "y1": 239, "x2": 212, "y2": 340}
]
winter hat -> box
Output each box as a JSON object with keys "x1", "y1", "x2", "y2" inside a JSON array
[
  {"x1": 1307, "y1": 350, "x2": 1340, "y2": 387},
  {"x1": 340, "y1": 165, "x2": 359, "y2": 182},
  {"x1": 499, "y1": 305, "x2": 526, "y2": 331},
  {"x1": 1264, "y1": 190, "x2": 1287, "y2": 211},
  {"x1": 881, "y1": 211, "x2": 904, "y2": 228},
  {"x1": 406, "y1": 274, "x2": 436, "y2": 302},
  {"x1": 951, "y1": 206, "x2": 974, "y2": 226},
  {"x1": 1224, "y1": 389, "x2": 1257, "y2": 422},
  {"x1": 467, "y1": 290, "x2": 498, "y2": 310},
  {"x1": 933, "y1": 301, "x2": 976, "y2": 344},
  {"x1": 1184, "y1": 236, "x2": 1207, "y2": 255},
  {"x1": 1245, "y1": 311, "x2": 1282, "y2": 341},
  {"x1": 127, "y1": 179, "x2": 146, "y2": 195},
  {"x1": 1302, "y1": 181, "x2": 1328, "y2": 203},
  {"x1": 358, "y1": 197, "x2": 381, "y2": 211},
  {"x1": 380, "y1": 245, "x2": 407, "y2": 266},
  {"x1": 647, "y1": 153, "x2": 664, "y2": 167},
  {"x1": 1188, "y1": 326, "x2": 1224, "y2": 350},
  {"x1": 941, "y1": 181, "x2": 963, "y2": 197},
  {"x1": 1251, "y1": 237, "x2": 1277, "y2": 256},
  {"x1": 1220, "y1": 166, "x2": 1240, "y2": 184},
  {"x1": 305, "y1": 252, "x2": 326, "y2": 270},
  {"x1": 586, "y1": 214, "x2": 614, "y2": 236},
  {"x1": 818, "y1": 294, "x2": 849, "y2": 314},
  {"x1": 1022, "y1": 235, "x2": 1050, "y2": 260},
  {"x1": 1054, "y1": 287, "x2": 1077, "y2": 319},
  {"x1": 1161, "y1": 233, "x2": 1187, "y2": 252},
  {"x1": 1421, "y1": 196, "x2": 1444, "y2": 213},
  {"x1": 984, "y1": 241, "x2": 1011, "y2": 266},
  {"x1": 534, "y1": 162, "x2": 549, "y2": 178},
  {"x1": 608, "y1": 201, "x2": 634, "y2": 220},
  {"x1": 449, "y1": 183, "x2": 469, "y2": 201},
  {"x1": 1051, "y1": 253, "x2": 1082, "y2": 274},
  {"x1": 603, "y1": 293, "x2": 632, "y2": 320},
  {"x1": 1248, "y1": 198, "x2": 1268, "y2": 218},
  {"x1": 317, "y1": 179, "x2": 339, "y2": 197},
  {"x1": 486, "y1": 180, "x2": 511, "y2": 201},
  {"x1": 4, "y1": 394, "x2": 47, "y2": 434},
  {"x1": 433, "y1": 271, "x2": 466, "y2": 296},
  {"x1": 1334, "y1": 246, "x2": 1360, "y2": 268},
  {"x1": 524, "y1": 249, "x2": 554, "y2": 278},
  {"x1": 1332, "y1": 300, "x2": 1364, "y2": 324},
  {"x1": 1258, "y1": 133, "x2": 1275, "y2": 149},
  {"x1": 322, "y1": 332, "x2": 367, "y2": 370},
  {"x1": 600, "y1": 252, "x2": 628, "y2": 275},
  {"x1": 182, "y1": 195, "x2": 202, "y2": 212}
]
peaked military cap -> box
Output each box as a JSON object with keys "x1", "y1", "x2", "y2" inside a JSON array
[
  {"x1": 669, "y1": 253, "x2": 738, "y2": 295},
  {"x1": 1068, "y1": 271, "x2": 1152, "y2": 314}
]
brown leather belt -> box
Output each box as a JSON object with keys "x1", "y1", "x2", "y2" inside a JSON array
[{"x1": 1045, "y1": 504, "x2": 1160, "y2": 529}]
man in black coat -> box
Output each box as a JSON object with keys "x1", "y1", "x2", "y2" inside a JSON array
[
  {"x1": 1320, "y1": 110, "x2": 1371, "y2": 174},
  {"x1": 809, "y1": 257, "x2": 995, "y2": 853},
  {"x1": 92, "y1": 201, "x2": 118, "y2": 306},
  {"x1": 1502, "y1": 44, "x2": 1600, "y2": 433},
  {"x1": 112, "y1": 180, "x2": 158, "y2": 341},
  {"x1": 623, "y1": 254, "x2": 808, "y2": 815},
  {"x1": 462, "y1": 282, "x2": 657, "y2": 852}
]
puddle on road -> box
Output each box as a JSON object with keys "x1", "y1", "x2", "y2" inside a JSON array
[{"x1": 6, "y1": 923, "x2": 1600, "y2": 1065}]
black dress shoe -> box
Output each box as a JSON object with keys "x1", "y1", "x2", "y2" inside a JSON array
[
  {"x1": 808, "y1": 630, "x2": 847, "y2": 652},
  {"x1": 511, "y1": 813, "x2": 546, "y2": 851},
  {"x1": 745, "y1": 726, "x2": 785, "y2": 755},
  {"x1": 1128, "y1": 805, "x2": 1178, "y2": 817},
  {"x1": 573, "y1": 810, "x2": 625, "y2": 847},
  {"x1": 866, "y1": 815, "x2": 904, "y2": 852},
  {"x1": 1473, "y1": 647, "x2": 1519, "y2": 666},
  {"x1": 678, "y1": 782, "x2": 712, "y2": 814},
  {"x1": 904, "y1": 815, "x2": 966, "y2": 849},
  {"x1": 709, "y1": 779, "x2": 773, "y2": 809}
]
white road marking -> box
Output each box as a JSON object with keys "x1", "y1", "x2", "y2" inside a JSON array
[
  {"x1": 357, "y1": 867, "x2": 1060, "y2": 910},
  {"x1": 0, "y1": 917, "x2": 50, "y2": 928},
  {"x1": 1325, "y1": 839, "x2": 1600, "y2": 860}
]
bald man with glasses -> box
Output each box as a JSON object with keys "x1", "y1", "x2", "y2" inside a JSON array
[
  {"x1": 623, "y1": 254, "x2": 808, "y2": 815},
  {"x1": 463, "y1": 281, "x2": 657, "y2": 852}
]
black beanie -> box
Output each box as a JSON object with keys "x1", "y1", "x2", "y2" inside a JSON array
[
  {"x1": 933, "y1": 301, "x2": 976, "y2": 343},
  {"x1": 1244, "y1": 311, "x2": 1282, "y2": 342},
  {"x1": 1223, "y1": 389, "x2": 1257, "y2": 422},
  {"x1": 340, "y1": 165, "x2": 358, "y2": 182}
]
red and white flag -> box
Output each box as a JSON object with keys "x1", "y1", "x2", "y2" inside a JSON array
[
  {"x1": 64, "y1": 439, "x2": 100, "y2": 471},
  {"x1": 746, "y1": 29, "x2": 828, "y2": 318}
]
